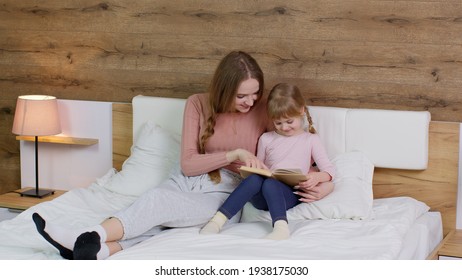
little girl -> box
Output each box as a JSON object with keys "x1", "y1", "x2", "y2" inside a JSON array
[{"x1": 200, "y1": 83, "x2": 335, "y2": 240}]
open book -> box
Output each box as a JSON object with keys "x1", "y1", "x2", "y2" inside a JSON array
[{"x1": 239, "y1": 166, "x2": 308, "y2": 186}]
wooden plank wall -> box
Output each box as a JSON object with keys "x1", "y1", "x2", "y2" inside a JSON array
[{"x1": 0, "y1": 0, "x2": 461, "y2": 194}]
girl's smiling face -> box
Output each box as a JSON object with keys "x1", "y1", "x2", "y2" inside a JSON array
[{"x1": 273, "y1": 115, "x2": 304, "y2": 137}]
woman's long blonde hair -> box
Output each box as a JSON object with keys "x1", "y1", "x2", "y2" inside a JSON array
[
  {"x1": 267, "y1": 83, "x2": 316, "y2": 134},
  {"x1": 200, "y1": 51, "x2": 264, "y2": 183}
]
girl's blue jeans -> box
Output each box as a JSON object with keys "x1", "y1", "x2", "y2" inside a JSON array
[{"x1": 218, "y1": 174, "x2": 301, "y2": 224}]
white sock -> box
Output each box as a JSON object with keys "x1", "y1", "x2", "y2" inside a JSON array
[
  {"x1": 97, "y1": 243, "x2": 110, "y2": 260},
  {"x1": 200, "y1": 212, "x2": 228, "y2": 234},
  {"x1": 264, "y1": 220, "x2": 290, "y2": 240},
  {"x1": 44, "y1": 222, "x2": 107, "y2": 250}
]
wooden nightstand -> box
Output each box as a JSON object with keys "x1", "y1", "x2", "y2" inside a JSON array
[
  {"x1": 427, "y1": 229, "x2": 462, "y2": 260},
  {"x1": 0, "y1": 187, "x2": 66, "y2": 211}
]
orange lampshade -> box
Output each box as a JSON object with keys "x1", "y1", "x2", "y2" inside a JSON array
[{"x1": 12, "y1": 95, "x2": 62, "y2": 136}]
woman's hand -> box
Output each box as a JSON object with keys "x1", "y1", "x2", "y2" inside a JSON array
[
  {"x1": 226, "y1": 148, "x2": 267, "y2": 169},
  {"x1": 294, "y1": 181, "x2": 334, "y2": 203}
]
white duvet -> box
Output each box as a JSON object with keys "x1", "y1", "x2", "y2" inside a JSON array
[
  {"x1": 111, "y1": 197, "x2": 432, "y2": 260},
  {"x1": 0, "y1": 174, "x2": 434, "y2": 260}
]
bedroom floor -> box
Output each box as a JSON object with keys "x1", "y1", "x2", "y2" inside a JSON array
[{"x1": 0, "y1": 208, "x2": 19, "y2": 222}]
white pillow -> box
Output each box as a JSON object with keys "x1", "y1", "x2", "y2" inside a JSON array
[
  {"x1": 104, "y1": 121, "x2": 180, "y2": 196},
  {"x1": 241, "y1": 151, "x2": 374, "y2": 221}
]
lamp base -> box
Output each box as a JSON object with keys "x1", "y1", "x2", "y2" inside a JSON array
[{"x1": 20, "y1": 188, "x2": 55, "y2": 198}]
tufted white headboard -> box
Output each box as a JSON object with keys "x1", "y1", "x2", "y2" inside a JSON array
[
  {"x1": 132, "y1": 95, "x2": 186, "y2": 142},
  {"x1": 308, "y1": 106, "x2": 431, "y2": 170},
  {"x1": 132, "y1": 95, "x2": 431, "y2": 170}
]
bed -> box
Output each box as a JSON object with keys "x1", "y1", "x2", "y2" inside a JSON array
[{"x1": 0, "y1": 95, "x2": 459, "y2": 260}]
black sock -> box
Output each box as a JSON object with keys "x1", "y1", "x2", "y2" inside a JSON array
[
  {"x1": 73, "y1": 231, "x2": 101, "y2": 260},
  {"x1": 32, "y1": 213, "x2": 74, "y2": 260}
]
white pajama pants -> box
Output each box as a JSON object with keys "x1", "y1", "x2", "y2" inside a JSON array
[{"x1": 114, "y1": 167, "x2": 242, "y2": 249}]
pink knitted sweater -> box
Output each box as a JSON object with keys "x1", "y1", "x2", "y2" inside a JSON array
[{"x1": 180, "y1": 93, "x2": 269, "y2": 176}]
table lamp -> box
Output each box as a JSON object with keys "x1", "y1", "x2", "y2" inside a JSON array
[{"x1": 12, "y1": 95, "x2": 62, "y2": 198}]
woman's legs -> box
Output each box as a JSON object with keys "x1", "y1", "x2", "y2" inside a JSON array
[
  {"x1": 71, "y1": 217, "x2": 125, "y2": 259},
  {"x1": 107, "y1": 241, "x2": 123, "y2": 255},
  {"x1": 72, "y1": 187, "x2": 226, "y2": 258},
  {"x1": 101, "y1": 217, "x2": 124, "y2": 241},
  {"x1": 116, "y1": 187, "x2": 228, "y2": 238},
  {"x1": 34, "y1": 187, "x2": 227, "y2": 259},
  {"x1": 99, "y1": 217, "x2": 124, "y2": 257},
  {"x1": 34, "y1": 169, "x2": 239, "y2": 259},
  {"x1": 32, "y1": 212, "x2": 109, "y2": 259}
]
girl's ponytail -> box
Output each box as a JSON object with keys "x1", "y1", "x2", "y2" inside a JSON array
[{"x1": 305, "y1": 108, "x2": 316, "y2": 134}]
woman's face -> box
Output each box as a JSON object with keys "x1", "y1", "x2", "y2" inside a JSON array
[{"x1": 234, "y1": 78, "x2": 259, "y2": 113}]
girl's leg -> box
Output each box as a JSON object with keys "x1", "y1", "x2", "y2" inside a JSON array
[
  {"x1": 200, "y1": 174, "x2": 264, "y2": 234},
  {"x1": 199, "y1": 211, "x2": 228, "y2": 234},
  {"x1": 251, "y1": 178, "x2": 300, "y2": 240},
  {"x1": 218, "y1": 174, "x2": 265, "y2": 219},
  {"x1": 260, "y1": 178, "x2": 300, "y2": 223}
]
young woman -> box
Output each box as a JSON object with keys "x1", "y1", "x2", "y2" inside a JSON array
[
  {"x1": 33, "y1": 52, "x2": 333, "y2": 259},
  {"x1": 200, "y1": 83, "x2": 335, "y2": 240},
  {"x1": 33, "y1": 51, "x2": 268, "y2": 259}
]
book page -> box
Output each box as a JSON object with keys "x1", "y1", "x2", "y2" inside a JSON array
[
  {"x1": 239, "y1": 166, "x2": 307, "y2": 186},
  {"x1": 272, "y1": 168, "x2": 303, "y2": 175},
  {"x1": 272, "y1": 173, "x2": 308, "y2": 186},
  {"x1": 239, "y1": 166, "x2": 272, "y2": 179}
]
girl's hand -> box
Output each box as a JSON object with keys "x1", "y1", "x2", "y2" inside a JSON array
[
  {"x1": 226, "y1": 148, "x2": 268, "y2": 169},
  {"x1": 296, "y1": 171, "x2": 330, "y2": 189},
  {"x1": 297, "y1": 172, "x2": 323, "y2": 189},
  {"x1": 294, "y1": 181, "x2": 334, "y2": 203}
]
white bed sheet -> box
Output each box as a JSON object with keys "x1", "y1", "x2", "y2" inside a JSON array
[
  {"x1": 397, "y1": 211, "x2": 442, "y2": 260},
  {"x1": 109, "y1": 197, "x2": 439, "y2": 260},
  {"x1": 0, "y1": 174, "x2": 441, "y2": 260}
]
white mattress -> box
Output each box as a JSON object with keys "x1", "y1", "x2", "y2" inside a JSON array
[
  {"x1": 397, "y1": 211, "x2": 442, "y2": 259},
  {"x1": 0, "y1": 175, "x2": 441, "y2": 260},
  {"x1": 109, "y1": 199, "x2": 441, "y2": 260}
]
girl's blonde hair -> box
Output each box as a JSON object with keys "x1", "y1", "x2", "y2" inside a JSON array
[
  {"x1": 200, "y1": 51, "x2": 264, "y2": 183},
  {"x1": 267, "y1": 83, "x2": 316, "y2": 134}
]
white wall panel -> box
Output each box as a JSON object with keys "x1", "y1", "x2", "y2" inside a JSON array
[{"x1": 19, "y1": 100, "x2": 112, "y2": 191}]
